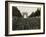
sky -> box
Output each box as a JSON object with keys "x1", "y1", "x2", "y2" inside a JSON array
[{"x1": 17, "y1": 6, "x2": 38, "y2": 16}]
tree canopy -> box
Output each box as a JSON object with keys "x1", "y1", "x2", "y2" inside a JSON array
[
  {"x1": 29, "y1": 8, "x2": 40, "y2": 17},
  {"x1": 12, "y1": 6, "x2": 22, "y2": 17}
]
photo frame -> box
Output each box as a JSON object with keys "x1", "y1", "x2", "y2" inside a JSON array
[{"x1": 5, "y1": 1, "x2": 45, "y2": 36}]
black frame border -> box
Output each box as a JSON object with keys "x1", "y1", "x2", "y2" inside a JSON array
[{"x1": 5, "y1": 1, "x2": 45, "y2": 36}]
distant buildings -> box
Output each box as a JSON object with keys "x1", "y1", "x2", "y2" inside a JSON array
[{"x1": 23, "y1": 12, "x2": 28, "y2": 18}]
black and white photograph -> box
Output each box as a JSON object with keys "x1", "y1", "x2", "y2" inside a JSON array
[
  {"x1": 12, "y1": 6, "x2": 41, "y2": 30},
  {"x1": 5, "y1": 1, "x2": 45, "y2": 36}
]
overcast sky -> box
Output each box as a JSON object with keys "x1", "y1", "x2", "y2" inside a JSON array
[{"x1": 17, "y1": 6, "x2": 38, "y2": 16}]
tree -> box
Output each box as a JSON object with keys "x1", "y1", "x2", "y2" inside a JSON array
[
  {"x1": 29, "y1": 8, "x2": 40, "y2": 17},
  {"x1": 34, "y1": 8, "x2": 40, "y2": 16},
  {"x1": 12, "y1": 6, "x2": 22, "y2": 17},
  {"x1": 30, "y1": 12, "x2": 35, "y2": 17}
]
